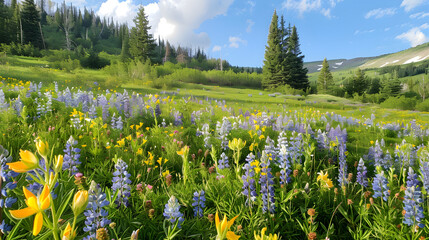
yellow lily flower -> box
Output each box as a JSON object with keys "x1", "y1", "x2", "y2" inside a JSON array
[
  {"x1": 72, "y1": 190, "x2": 89, "y2": 215},
  {"x1": 215, "y1": 212, "x2": 240, "y2": 240},
  {"x1": 254, "y1": 227, "x2": 279, "y2": 240},
  {"x1": 7, "y1": 150, "x2": 39, "y2": 173},
  {"x1": 35, "y1": 139, "x2": 49, "y2": 159},
  {"x1": 9, "y1": 185, "x2": 51, "y2": 236},
  {"x1": 62, "y1": 222, "x2": 74, "y2": 240},
  {"x1": 54, "y1": 155, "x2": 63, "y2": 172},
  {"x1": 317, "y1": 171, "x2": 334, "y2": 189}
]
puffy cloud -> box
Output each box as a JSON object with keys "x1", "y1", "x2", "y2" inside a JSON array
[
  {"x1": 246, "y1": 19, "x2": 255, "y2": 33},
  {"x1": 282, "y1": 0, "x2": 322, "y2": 15},
  {"x1": 229, "y1": 36, "x2": 247, "y2": 48},
  {"x1": 144, "y1": 0, "x2": 234, "y2": 49},
  {"x1": 365, "y1": 8, "x2": 396, "y2": 19},
  {"x1": 396, "y1": 23, "x2": 429, "y2": 47},
  {"x1": 97, "y1": 0, "x2": 139, "y2": 26},
  {"x1": 212, "y1": 45, "x2": 222, "y2": 52},
  {"x1": 401, "y1": 0, "x2": 426, "y2": 12}
]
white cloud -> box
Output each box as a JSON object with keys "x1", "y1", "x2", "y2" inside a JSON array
[
  {"x1": 246, "y1": 19, "x2": 255, "y2": 33},
  {"x1": 396, "y1": 23, "x2": 429, "y2": 47},
  {"x1": 365, "y1": 8, "x2": 396, "y2": 19},
  {"x1": 229, "y1": 36, "x2": 247, "y2": 48},
  {"x1": 385, "y1": 27, "x2": 391, "y2": 31},
  {"x1": 410, "y1": 12, "x2": 429, "y2": 19},
  {"x1": 97, "y1": 0, "x2": 139, "y2": 26},
  {"x1": 354, "y1": 29, "x2": 375, "y2": 35},
  {"x1": 321, "y1": 8, "x2": 331, "y2": 18},
  {"x1": 143, "y1": 0, "x2": 234, "y2": 49},
  {"x1": 282, "y1": 0, "x2": 322, "y2": 16},
  {"x1": 401, "y1": 0, "x2": 426, "y2": 12},
  {"x1": 212, "y1": 45, "x2": 222, "y2": 52},
  {"x1": 328, "y1": 0, "x2": 342, "y2": 7}
]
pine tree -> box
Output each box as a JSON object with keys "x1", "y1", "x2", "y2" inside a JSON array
[
  {"x1": 353, "y1": 68, "x2": 367, "y2": 95},
  {"x1": 262, "y1": 10, "x2": 283, "y2": 89},
  {"x1": 129, "y1": 6, "x2": 155, "y2": 62},
  {"x1": 388, "y1": 72, "x2": 402, "y2": 96},
  {"x1": 21, "y1": 0, "x2": 42, "y2": 48},
  {"x1": 286, "y1": 25, "x2": 309, "y2": 90},
  {"x1": 0, "y1": 0, "x2": 9, "y2": 44},
  {"x1": 120, "y1": 30, "x2": 130, "y2": 61},
  {"x1": 317, "y1": 58, "x2": 334, "y2": 93}
]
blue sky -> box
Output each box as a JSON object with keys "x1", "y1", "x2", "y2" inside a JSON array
[{"x1": 55, "y1": 0, "x2": 429, "y2": 67}]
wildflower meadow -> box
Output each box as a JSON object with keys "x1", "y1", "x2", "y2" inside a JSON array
[{"x1": 0, "y1": 77, "x2": 429, "y2": 239}]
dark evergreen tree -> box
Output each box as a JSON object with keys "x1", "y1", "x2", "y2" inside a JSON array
[
  {"x1": 262, "y1": 10, "x2": 283, "y2": 89},
  {"x1": 286, "y1": 25, "x2": 309, "y2": 90},
  {"x1": 21, "y1": 0, "x2": 43, "y2": 48},
  {"x1": 120, "y1": 29, "x2": 130, "y2": 61},
  {"x1": 129, "y1": 6, "x2": 155, "y2": 62},
  {"x1": 317, "y1": 58, "x2": 334, "y2": 93},
  {"x1": 353, "y1": 69, "x2": 367, "y2": 95}
]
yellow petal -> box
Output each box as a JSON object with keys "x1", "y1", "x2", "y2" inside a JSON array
[
  {"x1": 33, "y1": 212, "x2": 43, "y2": 236},
  {"x1": 40, "y1": 195, "x2": 50, "y2": 210},
  {"x1": 227, "y1": 215, "x2": 239, "y2": 229},
  {"x1": 23, "y1": 186, "x2": 36, "y2": 200},
  {"x1": 40, "y1": 185, "x2": 50, "y2": 202},
  {"x1": 9, "y1": 207, "x2": 37, "y2": 219},
  {"x1": 7, "y1": 162, "x2": 32, "y2": 173},
  {"x1": 215, "y1": 212, "x2": 220, "y2": 232},
  {"x1": 27, "y1": 196, "x2": 39, "y2": 210},
  {"x1": 226, "y1": 231, "x2": 241, "y2": 240},
  {"x1": 20, "y1": 150, "x2": 38, "y2": 165},
  {"x1": 221, "y1": 216, "x2": 228, "y2": 233}
]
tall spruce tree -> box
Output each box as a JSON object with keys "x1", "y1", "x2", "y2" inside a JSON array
[
  {"x1": 120, "y1": 30, "x2": 130, "y2": 61},
  {"x1": 129, "y1": 6, "x2": 155, "y2": 62},
  {"x1": 262, "y1": 10, "x2": 283, "y2": 89},
  {"x1": 286, "y1": 25, "x2": 309, "y2": 90},
  {"x1": 21, "y1": 0, "x2": 42, "y2": 48},
  {"x1": 317, "y1": 58, "x2": 334, "y2": 93}
]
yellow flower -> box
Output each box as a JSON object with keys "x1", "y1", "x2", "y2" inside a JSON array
[
  {"x1": 228, "y1": 138, "x2": 246, "y2": 151},
  {"x1": 215, "y1": 212, "x2": 240, "y2": 240},
  {"x1": 370, "y1": 141, "x2": 374, "y2": 145},
  {"x1": 177, "y1": 146, "x2": 189, "y2": 157},
  {"x1": 106, "y1": 146, "x2": 111, "y2": 150},
  {"x1": 9, "y1": 185, "x2": 51, "y2": 236},
  {"x1": 116, "y1": 139, "x2": 125, "y2": 147},
  {"x1": 7, "y1": 150, "x2": 39, "y2": 173},
  {"x1": 72, "y1": 190, "x2": 89, "y2": 215},
  {"x1": 162, "y1": 170, "x2": 170, "y2": 177},
  {"x1": 62, "y1": 222, "x2": 75, "y2": 240},
  {"x1": 126, "y1": 135, "x2": 132, "y2": 141},
  {"x1": 259, "y1": 135, "x2": 265, "y2": 140},
  {"x1": 145, "y1": 152, "x2": 154, "y2": 165},
  {"x1": 136, "y1": 148, "x2": 143, "y2": 155},
  {"x1": 130, "y1": 125, "x2": 135, "y2": 130},
  {"x1": 81, "y1": 145, "x2": 87, "y2": 148},
  {"x1": 254, "y1": 227, "x2": 279, "y2": 240},
  {"x1": 317, "y1": 171, "x2": 333, "y2": 189},
  {"x1": 146, "y1": 127, "x2": 150, "y2": 131},
  {"x1": 54, "y1": 155, "x2": 63, "y2": 172},
  {"x1": 35, "y1": 139, "x2": 49, "y2": 159}
]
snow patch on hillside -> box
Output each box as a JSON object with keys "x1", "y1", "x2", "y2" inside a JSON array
[
  {"x1": 403, "y1": 55, "x2": 429, "y2": 64},
  {"x1": 335, "y1": 62, "x2": 343, "y2": 66}
]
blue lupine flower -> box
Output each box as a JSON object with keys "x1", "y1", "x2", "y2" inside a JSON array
[
  {"x1": 0, "y1": 220, "x2": 12, "y2": 235},
  {"x1": 356, "y1": 158, "x2": 368, "y2": 187},
  {"x1": 111, "y1": 113, "x2": 117, "y2": 129},
  {"x1": 277, "y1": 145, "x2": 291, "y2": 185},
  {"x1": 192, "y1": 190, "x2": 205, "y2": 217},
  {"x1": 264, "y1": 136, "x2": 277, "y2": 161},
  {"x1": 338, "y1": 142, "x2": 348, "y2": 187},
  {"x1": 13, "y1": 96, "x2": 23, "y2": 116},
  {"x1": 83, "y1": 181, "x2": 111, "y2": 240},
  {"x1": 372, "y1": 168, "x2": 390, "y2": 202},
  {"x1": 0, "y1": 89, "x2": 8, "y2": 109},
  {"x1": 116, "y1": 116, "x2": 123, "y2": 130},
  {"x1": 112, "y1": 159, "x2": 132, "y2": 207},
  {"x1": 420, "y1": 161, "x2": 429, "y2": 193},
  {"x1": 216, "y1": 117, "x2": 231, "y2": 150},
  {"x1": 63, "y1": 136, "x2": 81, "y2": 175},
  {"x1": 218, "y1": 152, "x2": 229, "y2": 169},
  {"x1": 406, "y1": 167, "x2": 420, "y2": 188},
  {"x1": 0, "y1": 146, "x2": 19, "y2": 210},
  {"x1": 155, "y1": 104, "x2": 161, "y2": 117},
  {"x1": 259, "y1": 151, "x2": 275, "y2": 214},
  {"x1": 163, "y1": 196, "x2": 184, "y2": 228},
  {"x1": 242, "y1": 153, "x2": 257, "y2": 205},
  {"x1": 403, "y1": 186, "x2": 425, "y2": 229},
  {"x1": 173, "y1": 110, "x2": 183, "y2": 126}
]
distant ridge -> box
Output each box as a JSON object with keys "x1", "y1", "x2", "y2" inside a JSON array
[{"x1": 305, "y1": 42, "x2": 429, "y2": 73}]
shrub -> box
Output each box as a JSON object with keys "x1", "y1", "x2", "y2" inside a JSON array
[
  {"x1": 380, "y1": 96, "x2": 417, "y2": 110},
  {"x1": 415, "y1": 99, "x2": 429, "y2": 112}
]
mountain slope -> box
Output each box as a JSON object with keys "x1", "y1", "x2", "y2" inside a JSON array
[{"x1": 305, "y1": 42, "x2": 429, "y2": 73}]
